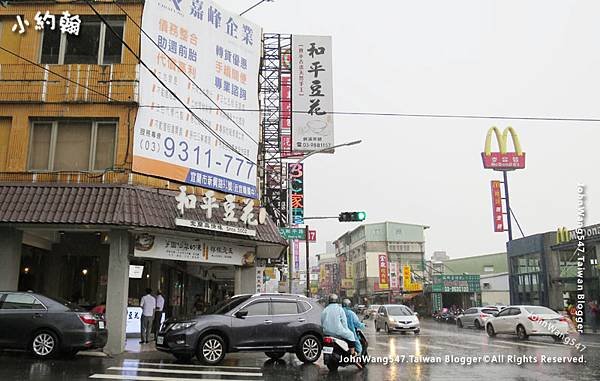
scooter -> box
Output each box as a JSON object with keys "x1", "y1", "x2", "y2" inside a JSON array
[{"x1": 322, "y1": 329, "x2": 369, "y2": 371}]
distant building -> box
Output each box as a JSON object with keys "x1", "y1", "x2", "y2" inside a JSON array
[
  {"x1": 316, "y1": 252, "x2": 338, "y2": 297},
  {"x1": 333, "y1": 222, "x2": 429, "y2": 306},
  {"x1": 432, "y1": 251, "x2": 450, "y2": 261}
]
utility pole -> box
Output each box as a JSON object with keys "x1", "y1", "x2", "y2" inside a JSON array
[{"x1": 305, "y1": 225, "x2": 310, "y2": 297}]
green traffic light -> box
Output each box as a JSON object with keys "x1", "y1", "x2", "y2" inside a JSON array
[{"x1": 357, "y1": 211, "x2": 366, "y2": 221}]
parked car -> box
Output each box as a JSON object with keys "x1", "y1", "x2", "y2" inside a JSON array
[
  {"x1": 156, "y1": 293, "x2": 323, "y2": 364},
  {"x1": 0, "y1": 291, "x2": 107, "y2": 358},
  {"x1": 374, "y1": 304, "x2": 420, "y2": 334},
  {"x1": 364, "y1": 304, "x2": 381, "y2": 319},
  {"x1": 456, "y1": 307, "x2": 499, "y2": 329},
  {"x1": 485, "y1": 305, "x2": 570, "y2": 341}
]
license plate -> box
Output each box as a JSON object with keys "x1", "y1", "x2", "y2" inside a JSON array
[
  {"x1": 98, "y1": 321, "x2": 105, "y2": 330},
  {"x1": 157, "y1": 336, "x2": 164, "y2": 345},
  {"x1": 322, "y1": 346, "x2": 333, "y2": 354}
]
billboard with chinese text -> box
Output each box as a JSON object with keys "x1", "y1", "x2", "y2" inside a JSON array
[
  {"x1": 291, "y1": 35, "x2": 334, "y2": 152},
  {"x1": 491, "y1": 180, "x2": 504, "y2": 232},
  {"x1": 133, "y1": 0, "x2": 261, "y2": 198},
  {"x1": 289, "y1": 163, "x2": 304, "y2": 224}
]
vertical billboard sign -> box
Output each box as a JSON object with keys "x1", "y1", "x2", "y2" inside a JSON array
[
  {"x1": 491, "y1": 180, "x2": 504, "y2": 232},
  {"x1": 291, "y1": 35, "x2": 334, "y2": 152},
  {"x1": 293, "y1": 239, "x2": 300, "y2": 272},
  {"x1": 133, "y1": 0, "x2": 261, "y2": 198},
  {"x1": 389, "y1": 262, "x2": 399, "y2": 290},
  {"x1": 289, "y1": 163, "x2": 304, "y2": 224},
  {"x1": 378, "y1": 254, "x2": 389, "y2": 290},
  {"x1": 403, "y1": 265, "x2": 411, "y2": 290}
]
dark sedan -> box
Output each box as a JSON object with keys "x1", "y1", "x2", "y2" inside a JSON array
[
  {"x1": 157, "y1": 293, "x2": 323, "y2": 364},
  {"x1": 0, "y1": 292, "x2": 107, "y2": 358}
]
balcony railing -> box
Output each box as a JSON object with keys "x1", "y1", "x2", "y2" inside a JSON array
[{"x1": 0, "y1": 63, "x2": 138, "y2": 103}]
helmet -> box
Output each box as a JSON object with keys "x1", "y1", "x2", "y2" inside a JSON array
[
  {"x1": 328, "y1": 294, "x2": 339, "y2": 304},
  {"x1": 342, "y1": 299, "x2": 352, "y2": 308}
]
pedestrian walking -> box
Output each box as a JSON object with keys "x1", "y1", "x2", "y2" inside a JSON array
[
  {"x1": 153, "y1": 290, "x2": 165, "y2": 341},
  {"x1": 140, "y1": 288, "x2": 156, "y2": 344}
]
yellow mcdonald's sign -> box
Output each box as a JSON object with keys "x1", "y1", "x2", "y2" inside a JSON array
[
  {"x1": 482, "y1": 127, "x2": 526, "y2": 170},
  {"x1": 556, "y1": 226, "x2": 571, "y2": 244}
]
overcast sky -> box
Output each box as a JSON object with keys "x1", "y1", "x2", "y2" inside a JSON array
[{"x1": 220, "y1": 0, "x2": 600, "y2": 259}]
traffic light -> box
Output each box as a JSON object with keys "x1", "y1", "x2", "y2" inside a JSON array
[{"x1": 338, "y1": 211, "x2": 367, "y2": 222}]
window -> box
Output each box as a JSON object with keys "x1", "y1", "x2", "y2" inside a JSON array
[
  {"x1": 242, "y1": 301, "x2": 269, "y2": 316},
  {"x1": 1, "y1": 294, "x2": 45, "y2": 310},
  {"x1": 464, "y1": 308, "x2": 476, "y2": 314},
  {"x1": 483, "y1": 282, "x2": 491, "y2": 290},
  {"x1": 496, "y1": 308, "x2": 511, "y2": 317},
  {"x1": 483, "y1": 266, "x2": 494, "y2": 272},
  {"x1": 272, "y1": 301, "x2": 298, "y2": 315},
  {"x1": 297, "y1": 301, "x2": 311, "y2": 313},
  {"x1": 509, "y1": 308, "x2": 522, "y2": 316},
  {"x1": 40, "y1": 17, "x2": 125, "y2": 65},
  {"x1": 28, "y1": 120, "x2": 116, "y2": 171}
]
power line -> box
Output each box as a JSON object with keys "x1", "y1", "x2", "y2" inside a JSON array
[
  {"x1": 110, "y1": 0, "x2": 259, "y2": 146},
  {"x1": 240, "y1": 0, "x2": 272, "y2": 16},
  {"x1": 85, "y1": 0, "x2": 256, "y2": 165},
  {"x1": 137, "y1": 105, "x2": 600, "y2": 123}
]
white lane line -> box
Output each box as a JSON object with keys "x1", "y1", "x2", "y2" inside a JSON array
[
  {"x1": 436, "y1": 342, "x2": 476, "y2": 350},
  {"x1": 121, "y1": 361, "x2": 261, "y2": 370},
  {"x1": 481, "y1": 343, "x2": 513, "y2": 349},
  {"x1": 494, "y1": 340, "x2": 546, "y2": 349},
  {"x1": 90, "y1": 375, "x2": 260, "y2": 381},
  {"x1": 107, "y1": 367, "x2": 262, "y2": 377},
  {"x1": 415, "y1": 344, "x2": 445, "y2": 350}
]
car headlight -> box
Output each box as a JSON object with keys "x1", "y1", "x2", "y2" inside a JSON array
[
  {"x1": 389, "y1": 318, "x2": 395, "y2": 323},
  {"x1": 170, "y1": 321, "x2": 196, "y2": 331}
]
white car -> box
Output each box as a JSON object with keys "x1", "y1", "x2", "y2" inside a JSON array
[
  {"x1": 375, "y1": 304, "x2": 420, "y2": 334},
  {"x1": 485, "y1": 305, "x2": 570, "y2": 342}
]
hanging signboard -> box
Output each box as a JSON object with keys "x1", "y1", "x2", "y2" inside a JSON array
[
  {"x1": 389, "y1": 262, "x2": 399, "y2": 290},
  {"x1": 490, "y1": 180, "x2": 504, "y2": 232},
  {"x1": 291, "y1": 35, "x2": 334, "y2": 152},
  {"x1": 289, "y1": 163, "x2": 304, "y2": 224},
  {"x1": 134, "y1": 234, "x2": 256, "y2": 266},
  {"x1": 481, "y1": 127, "x2": 525, "y2": 171},
  {"x1": 133, "y1": 0, "x2": 261, "y2": 198},
  {"x1": 279, "y1": 227, "x2": 305, "y2": 240},
  {"x1": 378, "y1": 254, "x2": 389, "y2": 290}
]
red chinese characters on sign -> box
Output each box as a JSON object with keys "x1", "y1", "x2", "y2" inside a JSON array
[
  {"x1": 491, "y1": 180, "x2": 504, "y2": 232},
  {"x1": 378, "y1": 254, "x2": 389, "y2": 290}
]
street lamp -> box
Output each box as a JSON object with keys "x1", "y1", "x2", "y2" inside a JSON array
[{"x1": 286, "y1": 140, "x2": 362, "y2": 295}]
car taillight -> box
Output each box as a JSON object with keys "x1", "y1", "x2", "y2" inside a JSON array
[
  {"x1": 480, "y1": 314, "x2": 490, "y2": 318},
  {"x1": 78, "y1": 313, "x2": 97, "y2": 326},
  {"x1": 559, "y1": 316, "x2": 567, "y2": 322},
  {"x1": 323, "y1": 337, "x2": 333, "y2": 344},
  {"x1": 527, "y1": 316, "x2": 542, "y2": 322}
]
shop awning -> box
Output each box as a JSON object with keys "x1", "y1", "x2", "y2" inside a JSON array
[{"x1": 0, "y1": 183, "x2": 287, "y2": 252}]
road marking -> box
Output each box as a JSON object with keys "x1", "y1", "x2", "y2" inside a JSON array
[
  {"x1": 436, "y1": 342, "x2": 476, "y2": 350},
  {"x1": 481, "y1": 343, "x2": 512, "y2": 349},
  {"x1": 106, "y1": 367, "x2": 262, "y2": 377},
  {"x1": 376, "y1": 341, "x2": 409, "y2": 349},
  {"x1": 494, "y1": 340, "x2": 546, "y2": 349},
  {"x1": 90, "y1": 375, "x2": 260, "y2": 381},
  {"x1": 414, "y1": 344, "x2": 445, "y2": 350},
  {"x1": 121, "y1": 361, "x2": 261, "y2": 370}
]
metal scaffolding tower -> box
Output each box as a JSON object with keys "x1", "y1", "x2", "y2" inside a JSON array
[{"x1": 259, "y1": 34, "x2": 292, "y2": 228}]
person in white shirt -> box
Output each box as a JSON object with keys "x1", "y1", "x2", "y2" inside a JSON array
[
  {"x1": 153, "y1": 290, "x2": 165, "y2": 341},
  {"x1": 139, "y1": 288, "x2": 156, "y2": 344}
]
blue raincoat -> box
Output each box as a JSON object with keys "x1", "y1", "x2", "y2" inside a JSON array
[
  {"x1": 321, "y1": 303, "x2": 356, "y2": 343},
  {"x1": 344, "y1": 306, "x2": 366, "y2": 354}
]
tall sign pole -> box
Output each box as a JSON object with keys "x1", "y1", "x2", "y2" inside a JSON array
[
  {"x1": 481, "y1": 126, "x2": 525, "y2": 241},
  {"x1": 305, "y1": 225, "x2": 310, "y2": 297}
]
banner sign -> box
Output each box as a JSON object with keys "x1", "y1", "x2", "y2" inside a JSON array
[
  {"x1": 481, "y1": 127, "x2": 525, "y2": 171},
  {"x1": 491, "y1": 180, "x2": 504, "y2": 232},
  {"x1": 292, "y1": 35, "x2": 334, "y2": 152},
  {"x1": 389, "y1": 262, "x2": 399, "y2": 290},
  {"x1": 289, "y1": 163, "x2": 304, "y2": 224},
  {"x1": 134, "y1": 234, "x2": 256, "y2": 266},
  {"x1": 403, "y1": 264, "x2": 423, "y2": 292},
  {"x1": 341, "y1": 279, "x2": 354, "y2": 289},
  {"x1": 294, "y1": 239, "x2": 300, "y2": 271},
  {"x1": 378, "y1": 254, "x2": 389, "y2": 290},
  {"x1": 308, "y1": 229, "x2": 317, "y2": 242},
  {"x1": 133, "y1": 0, "x2": 262, "y2": 198}
]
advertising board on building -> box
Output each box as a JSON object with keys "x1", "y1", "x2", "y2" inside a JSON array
[
  {"x1": 291, "y1": 35, "x2": 334, "y2": 152},
  {"x1": 134, "y1": 234, "x2": 255, "y2": 266},
  {"x1": 490, "y1": 180, "x2": 504, "y2": 232},
  {"x1": 289, "y1": 163, "x2": 304, "y2": 224},
  {"x1": 378, "y1": 254, "x2": 389, "y2": 289},
  {"x1": 432, "y1": 274, "x2": 481, "y2": 293},
  {"x1": 133, "y1": 0, "x2": 261, "y2": 198},
  {"x1": 389, "y1": 262, "x2": 399, "y2": 290}
]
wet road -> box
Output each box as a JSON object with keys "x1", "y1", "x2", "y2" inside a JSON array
[{"x1": 1, "y1": 319, "x2": 600, "y2": 381}]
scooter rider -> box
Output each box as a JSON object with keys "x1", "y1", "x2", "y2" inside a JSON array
[
  {"x1": 321, "y1": 294, "x2": 357, "y2": 355},
  {"x1": 343, "y1": 298, "x2": 366, "y2": 355}
]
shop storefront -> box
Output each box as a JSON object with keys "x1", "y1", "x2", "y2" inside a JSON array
[
  {"x1": 0, "y1": 183, "x2": 286, "y2": 354},
  {"x1": 430, "y1": 274, "x2": 482, "y2": 313},
  {"x1": 508, "y1": 224, "x2": 600, "y2": 315}
]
